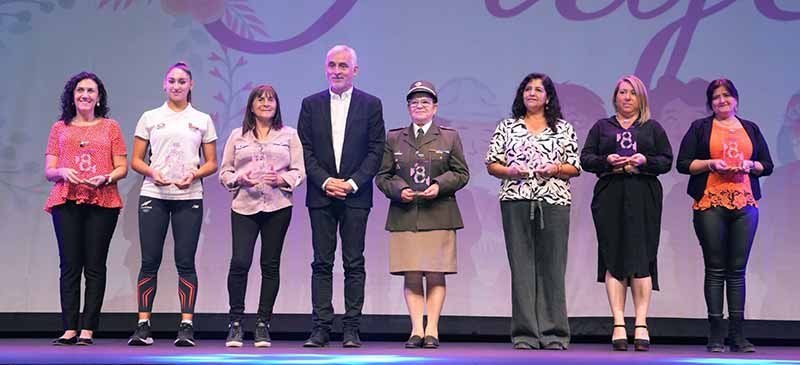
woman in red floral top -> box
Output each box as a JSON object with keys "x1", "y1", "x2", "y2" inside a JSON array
[{"x1": 45, "y1": 72, "x2": 128, "y2": 346}]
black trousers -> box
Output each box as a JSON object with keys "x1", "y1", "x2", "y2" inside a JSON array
[
  {"x1": 693, "y1": 205, "x2": 758, "y2": 316},
  {"x1": 51, "y1": 200, "x2": 120, "y2": 331},
  {"x1": 309, "y1": 201, "x2": 370, "y2": 331},
  {"x1": 136, "y1": 196, "x2": 203, "y2": 314},
  {"x1": 227, "y1": 207, "x2": 292, "y2": 322}
]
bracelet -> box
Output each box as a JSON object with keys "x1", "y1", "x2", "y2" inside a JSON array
[
  {"x1": 707, "y1": 160, "x2": 715, "y2": 172},
  {"x1": 105, "y1": 174, "x2": 113, "y2": 185},
  {"x1": 555, "y1": 164, "x2": 562, "y2": 177}
]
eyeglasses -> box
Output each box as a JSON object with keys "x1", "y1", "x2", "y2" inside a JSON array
[{"x1": 409, "y1": 99, "x2": 434, "y2": 109}]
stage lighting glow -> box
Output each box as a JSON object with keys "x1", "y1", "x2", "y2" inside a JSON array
[
  {"x1": 674, "y1": 359, "x2": 800, "y2": 365},
  {"x1": 142, "y1": 353, "x2": 434, "y2": 364}
]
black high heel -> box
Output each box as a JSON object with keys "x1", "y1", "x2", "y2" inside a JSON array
[
  {"x1": 611, "y1": 324, "x2": 628, "y2": 351},
  {"x1": 52, "y1": 336, "x2": 78, "y2": 346},
  {"x1": 634, "y1": 325, "x2": 650, "y2": 352}
]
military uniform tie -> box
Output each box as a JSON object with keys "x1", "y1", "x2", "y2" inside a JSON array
[{"x1": 415, "y1": 127, "x2": 425, "y2": 147}]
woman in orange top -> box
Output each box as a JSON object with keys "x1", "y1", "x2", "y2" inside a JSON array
[{"x1": 676, "y1": 79, "x2": 773, "y2": 353}]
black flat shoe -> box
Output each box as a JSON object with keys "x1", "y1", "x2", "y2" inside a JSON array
[
  {"x1": 76, "y1": 338, "x2": 94, "y2": 346},
  {"x1": 611, "y1": 324, "x2": 627, "y2": 351},
  {"x1": 404, "y1": 335, "x2": 423, "y2": 348},
  {"x1": 422, "y1": 335, "x2": 439, "y2": 349},
  {"x1": 52, "y1": 337, "x2": 78, "y2": 346},
  {"x1": 634, "y1": 325, "x2": 650, "y2": 352}
]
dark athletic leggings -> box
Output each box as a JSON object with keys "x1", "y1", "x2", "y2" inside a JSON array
[{"x1": 136, "y1": 196, "x2": 203, "y2": 314}]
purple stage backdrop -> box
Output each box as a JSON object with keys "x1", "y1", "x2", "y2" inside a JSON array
[{"x1": 1, "y1": 1, "x2": 798, "y2": 320}]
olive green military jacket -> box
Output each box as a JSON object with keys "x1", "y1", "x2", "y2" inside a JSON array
[{"x1": 375, "y1": 122, "x2": 470, "y2": 232}]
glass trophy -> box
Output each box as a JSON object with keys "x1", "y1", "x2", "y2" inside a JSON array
[
  {"x1": 616, "y1": 130, "x2": 638, "y2": 157},
  {"x1": 722, "y1": 132, "x2": 745, "y2": 181},
  {"x1": 722, "y1": 133, "x2": 744, "y2": 168},
  {"x1": 73, "y1": 149, "x2": 97, "y2": 180},
  {"x1": 409, "y1": 151, "x2": 431, "y2": 192},
  {"x1": 162, "y1": 142, "x2": 189, "y2": 182},
  {"x1": 507, "y1": 142, "x2": 541, "y2": 177},
  {"x1": 250, "y1": 147, "x2": 271, "y2": 181}
]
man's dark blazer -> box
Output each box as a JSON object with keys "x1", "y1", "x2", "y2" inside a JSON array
[{"x1": 297, "y1": 88, "x2": 386, "y2": 209}]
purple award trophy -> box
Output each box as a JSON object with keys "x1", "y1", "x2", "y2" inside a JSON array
[
  {"x1": 410, "y1": 151, "x2": 431, "y2": 192},
  {"x1": 616, "y1": 130, "x2": 638, "y2": 157}
]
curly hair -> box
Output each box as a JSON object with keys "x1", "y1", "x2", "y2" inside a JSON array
[
  {"x1": 511, "y1": 73, "x2": 563, "y2": 130},
  {"x1": 242, "y1": 84, "x2": 283, "y2": 139},
  {"x1": 59, "y1": 71, "x2": 109, "y2": 124}
]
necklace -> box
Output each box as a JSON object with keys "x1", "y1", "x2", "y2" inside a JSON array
[
  {"x1": 72, "y1": 119, "x2": 98, "y2": 148},
  {"x1": 617, "y1": 115, "x2": 635, "y2": 129},
  {"x1": 715, "y1": 118, "x2": 738, "y2": 133}
]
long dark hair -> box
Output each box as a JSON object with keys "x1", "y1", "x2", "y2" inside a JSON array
[
  {"x1": 166, "y1": 61, "x2": 193, "y2": 103},
  {"x1": 706, "y1": 78, "x2": 739, "y2": 113},
  {"x1": 242, "y1": 84, "x2": 283, "y2": 138},
  {"x1": 59, "y1": 71, "x2": 109, "y2": 124},
  {"x1": 512, "y1": 73, "x2": 563, "y2": 130}
]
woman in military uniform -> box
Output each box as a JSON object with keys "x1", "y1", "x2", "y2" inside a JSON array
[{"x1": 376, "y1": 80, "x2": 469, "y2": 349}]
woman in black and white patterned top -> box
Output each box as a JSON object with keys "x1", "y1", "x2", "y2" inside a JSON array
[{"x1": 485, "y1": 73, "x2": 580, "y2": 350}]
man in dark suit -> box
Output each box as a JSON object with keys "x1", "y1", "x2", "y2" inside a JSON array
[{"x1": 297, "y1": 45, "x2": 385, "y2": 348}]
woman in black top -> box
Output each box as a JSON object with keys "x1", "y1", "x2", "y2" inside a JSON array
[{"x1": 580, "y1": 75, "x2": 672, "y2": 352}]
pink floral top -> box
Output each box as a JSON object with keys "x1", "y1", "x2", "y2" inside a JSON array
[{"x1": 44, "y1": 119, "x2": 127, "y2": 213}]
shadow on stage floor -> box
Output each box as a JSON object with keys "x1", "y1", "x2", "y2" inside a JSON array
[{"x1": 1, "y1": 339, "x2": 799, "y2": 365}]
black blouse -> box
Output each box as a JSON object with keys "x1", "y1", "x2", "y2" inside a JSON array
[{"x1": 581, "y1": 117, "x2": 673, "y2": 176}]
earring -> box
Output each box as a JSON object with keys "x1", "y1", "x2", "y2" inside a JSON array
[{"x1": 96, "y1": 102, "x2": 100, "y2": 107}]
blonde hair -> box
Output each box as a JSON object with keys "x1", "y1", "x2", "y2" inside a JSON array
[{"x1": 613, "y1": 75, "x2": 650, "y2": 123}]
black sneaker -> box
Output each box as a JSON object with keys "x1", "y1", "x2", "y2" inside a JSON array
[
  {"x1": 302, "y1": 328, "x2": 330, "y2": 348},
  {"x1": 128, "y1": 322, "x2": 154, "y2": 346},
  {"x1": 254, "y1": 320, "x2": 271, "y2": 348},
  {"x1": 175, "y1": 322, "x2": 196, "y2": 347},
  {"x1": 225, "y1": 321, "x2": 243, "y2": 348},
  {"x1": 342, "y1": 328, "x2": 362, "y2": 348}
]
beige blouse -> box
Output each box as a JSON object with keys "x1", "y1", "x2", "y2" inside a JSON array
[{"x1": 219, "y1": 126, "x2": 305, "y2": 215}]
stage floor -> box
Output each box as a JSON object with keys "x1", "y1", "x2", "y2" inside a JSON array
[{"x1": 1, "y1": 339, "x2": 798, "y2": 364}]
